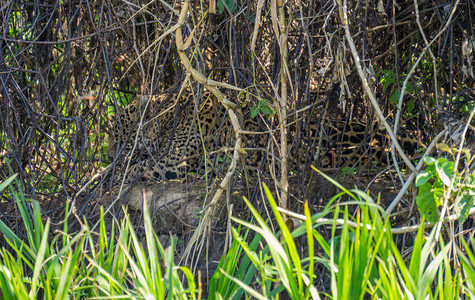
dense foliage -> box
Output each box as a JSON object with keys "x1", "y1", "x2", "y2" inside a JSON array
[{"x1": 0, "y1": 0, "x2": 474, "y2": 297}]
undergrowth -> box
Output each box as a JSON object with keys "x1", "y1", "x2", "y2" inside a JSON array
[{"x1": 0, "y1": 169, "x2": 474, "y2": 299}]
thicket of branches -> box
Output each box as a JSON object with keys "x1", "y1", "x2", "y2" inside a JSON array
[{"x1": 0, "y1": 0, "x2": 473, "y2": 230}]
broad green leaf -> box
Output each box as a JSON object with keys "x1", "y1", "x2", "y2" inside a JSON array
[
  {"x1": 258, "y1": 99, "x2": 274, "y2": 116},
  {"x1": 434, "y1": 159, "x2": 454, "y2": 187},
  {"x1": 260, "y1": 106, "x2": 274, "y2": 116},
  {"x1": 416, "y1": 183, "x2": 439, "y2": 222},
  {"x1": 415, "y1": 171, "x2": 431, "y2": 187},
  {"x1": 390, "y1": 90, "x2": 400, "y2": 105},
  {"x1": 423, "y1": 156, "x2": 436, "y2": 165},
  {"x1": 251, "y1": 106, "x2": 259, "y2": 118},
  {"x1": 217, "y1": 0, "x2": 236, "y2": 14}
]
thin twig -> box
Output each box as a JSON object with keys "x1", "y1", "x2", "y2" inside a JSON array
[
  {"x1": 340, "y1": 0, "x2": 416, "y2": 175},
  {"x1": 277, "y1": 205, "x2": 475, "y2": 235}
]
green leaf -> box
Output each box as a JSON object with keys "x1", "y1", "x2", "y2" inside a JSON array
[
  {"x1": 217, "y1": 0, "x2": 236, "y2": 14},
  {"x1": 454, "y1": 191, "x2": 475, "y2": 224},
  {"x1": 251, "y1": 106, "x2": 259, "y2": 118},
  {"x1": 260, "y1": 106, "x2": 274, "y2": 116},
  {"x1": 423, "y1": 156, "x2": 436, "y2": 165},
  {"x1": 438, "y1": 143, "x2": 452, "y2": 154},
  {"x1": 379, "y1": 69, "x2": 395, "y2": 91},
  {"x1": 415, "y1": 171, "x2": 431, "y2": 187},
  {"x1": 390, "y1": 90, "x2": 400, "y2": 105},
  {"x1": 416, "y1": 183, "x2": 439, "y2": 222},
  {"x1": 258, "y1": 99, "x2": 274, "y2": 116},
  {"x1": 248, "y1": 12, "x2": 256, "y2": 23},
  {"x1": 407, "y1": 99, "x2": 415, "y2": 113},
  {"x1": 434, "y1": 159, "x2": 454, "y2": 187},
  {"x1": 432, "y1": 181, "x2": 445, "y2": 206}
]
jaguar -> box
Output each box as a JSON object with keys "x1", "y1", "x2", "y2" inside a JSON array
[{"x1": 108, "y1": 90, "x2": 423, "y2": 182}]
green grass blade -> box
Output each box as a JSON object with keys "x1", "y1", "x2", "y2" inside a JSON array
[
  {"x1": 143, "y1": 196, "x2": 164, "y2": 297},
  {"x1": 262, "y1": 183, "x2": 302, "y2": 295},
  {"x1": 417, "y1": 245, "x2": 448, "y2": 299},
  {"x1": 209, "y1": 227, "x2": 245, "y2": 299},
  {"x1": 311, "y1": 167, "x2": 358, "y2": 201},
  {"x1": 304, "y1": 201, "x2": 315, "y2": 298},
  {"x1": 220, "y1": 269, "x2": 267, "y2": 300},
  {"x1": 0, "y1": 174, "x2": 17, "y2": 193},
  {"x1": 231, "y1": 232, "x2": 262, "y2": 300},
  {"x1": 29, "y1": 218, "x2": 50, "y2": 299}
]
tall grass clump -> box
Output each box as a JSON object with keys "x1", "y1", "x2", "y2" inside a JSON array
[
  {"x1": 1, "y1": 169, "x2": 475, "y2": 298},
  {"x1": 0, "y1": 174, "x2": 198, "y2": 299},
  {"x1": 209, "y1": 169, "x2": 475, "y2": 299}
]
